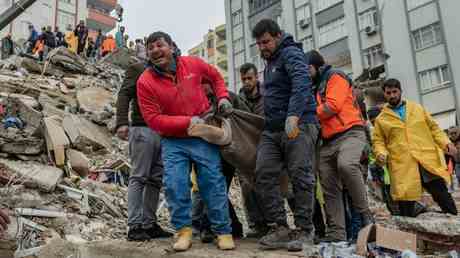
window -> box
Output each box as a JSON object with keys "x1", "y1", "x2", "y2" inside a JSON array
[
  {"x1": 59, "y1": 0, "x2": 75, "y2": 4},
  {"x1": 359, "y1": 9, "x2": 378, "y2": 30},
  {"x1": 406, "y1": 0, "x2": 432, "y2": 10},
  {"x1": 233, "y1": 38, "x2": 244, "y2": 53},
  {"x1": 412, "y1": 23, "x2": 442, "y2": 50},
  {"x1": 419, "y1": 65, "x2": 451, "y2": 92},
  {"x1": 363, "y1": 45, "x2": 384, "y2": 68},
  {"x1": 295, "y1": 4, "x2": 311, "y2": 31},
  {"x1": 57, "y1": 10, "x2": 75, "y2": 31},
  {"x1": 234, "y1": 51, "x2": 245, "y2": 69},
  {"x1": 231, "y1": 0, "x2": 242, "y2": 13},
  {"x1": 207, "y1": 39, "x2": 214, "y2": 49},
  {"x1": 232, "y1": 11, "x2": 242, "y2": 26},
  {"x1": 318, "y1": 17, "x2": 347, "y2": 46},
  {"x1": 315, "y1": 0, "x2": 342, "y2": 12},
  {"x1": 232, "y1": 24, "x2": 243, "y2": 39},
  {"x1": 300, "y1": 36, "x2": 314, "y2": 52}
]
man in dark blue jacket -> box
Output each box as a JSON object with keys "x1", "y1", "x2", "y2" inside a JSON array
[{"x1": 252, "y1": 19, "x2": 319, "y2": 251}]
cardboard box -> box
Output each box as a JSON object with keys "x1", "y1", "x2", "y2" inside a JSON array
[{"x1": 356, "y1": 224, "x2": 417, "y2": 256}]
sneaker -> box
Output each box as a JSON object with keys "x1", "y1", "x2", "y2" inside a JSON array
[
  {"x1": 145, "y1": 224, "x2": 173, "y2": 239},
  {"x1": 200, "y1": 227, "x2": 215, "y2": 243},
  {"x1": 173, "y1": 227, "x2": 193, "y2": 252},
  {"x1": 127, "y1": 226, "x2": 150, "y2": 242},
  {"x1": 258, "y1": 225, "x2": 291, "y2": 250},
  {"x1": 286, "y1": 229, "x2": 314, "y2": 252},
  {"x1": 217, "y1": 234, "x2": 235, "y2": 250}
]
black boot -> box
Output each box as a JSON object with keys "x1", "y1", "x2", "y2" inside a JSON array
[
  {"x1": 258, "y1": 224, "x2": 291, "y2": 250},
  {"x1": 145, "y1": 223, "x2": 173, "y2": 239},
  {"x1": 200, "y1": 227, "x2": 215, "y2": 243},
  {"x1": 361, "y1": 211, "x2": 374, "y2": 227},
  {"x1": 127, "y1": 226, "x2": 150, "y2": 242}
]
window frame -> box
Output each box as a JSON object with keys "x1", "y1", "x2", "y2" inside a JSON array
[
  {"x1": 419, "y1": 65, "x2": 451, "y2": 92},
  {"x1": 412, "y1": 23, "x2": 442, "y2": 51}
]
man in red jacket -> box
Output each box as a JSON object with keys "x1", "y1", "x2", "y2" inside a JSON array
[{"x1": 137, "y1": 31, "x2": 234, "y2": 252}]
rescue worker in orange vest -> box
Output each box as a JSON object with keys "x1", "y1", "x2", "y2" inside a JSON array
[
  {"x1": 101, "y1": 34, "x2": 116, "y2": 57},
  {"x1": 306, "y1": 50, "x2": 373, "y2": 242}
]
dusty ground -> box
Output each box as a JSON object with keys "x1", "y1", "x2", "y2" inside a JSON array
[{"x1": 38, "y1": 238, "x2": 315, "y2": 258}]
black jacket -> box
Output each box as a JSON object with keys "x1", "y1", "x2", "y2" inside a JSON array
[
  {"x1": 262, "y1": 33, "x2": 317, "y2": 131},
  {"x1": 115, "y1": 62, "x2": 147, "y2": 129},
  {"x1": 238, "y1": 83, "x2": 264, "y2": 117}
]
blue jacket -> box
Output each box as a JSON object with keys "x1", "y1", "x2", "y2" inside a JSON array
[
  {"x1": 262, "y1": 33, "x2": 317, "y2": 131},
  {"x1": 115, "y1": 31, "x2": 124, "y2": 48}
]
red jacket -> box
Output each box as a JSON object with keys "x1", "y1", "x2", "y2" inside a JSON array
[{"x1": 137, "y1": 56, "x2": 229, "y2": 137}]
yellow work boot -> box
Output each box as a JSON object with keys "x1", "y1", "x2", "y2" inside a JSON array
[
  {"x1": 217, "y1": 234, "x2": 235, "y2": 250},
  {"x1": 173, "y1": 227, "x2": 192, "y2": 252}
]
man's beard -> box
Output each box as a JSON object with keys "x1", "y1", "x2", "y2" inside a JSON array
[{"x1": 388, "y1": 97, "x2": 401, "y2": 107}]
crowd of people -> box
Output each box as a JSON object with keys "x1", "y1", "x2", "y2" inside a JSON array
[
  {"x1": 1, "y1": 18, "x2": 459, "y2": 253},
  {"x1": 0, "y1": 21, "x2": 145, "y2": 62}
]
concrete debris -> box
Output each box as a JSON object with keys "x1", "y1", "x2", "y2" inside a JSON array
[
  {"x1": 63, "y1": 114, "x2": 111, "y2": 154},
  {"x1": 43, "y1": 117, "x2": 70, "y2": 166},
  {"x1": 0, "y1": 159, "x2": 63, "y2": 192},
  {"x1": 66, "y1": 149, "x2": 90, "y2": 177}
]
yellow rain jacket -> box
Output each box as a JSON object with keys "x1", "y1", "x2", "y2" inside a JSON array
[
  {"x1": 65, "y1": 31, "x2": 78, "y2": 53},
  {"x1": 372, "y1": 100, "x2": 451, "y2": 201}
]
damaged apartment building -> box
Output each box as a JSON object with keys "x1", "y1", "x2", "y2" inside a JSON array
[{"x1": 224, "y1": 0, "x2": 460, "y2": 129}]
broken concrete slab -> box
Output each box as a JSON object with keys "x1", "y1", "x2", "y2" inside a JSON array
[
  {"x1": 0, "y1": 92, "x2": 39, "y2": 109},
  {"x1": 43, "y1": 117, "x2": 70, "y2": 166},
  {"x1": 0, "y1": 136, "x2": 44, "y2": 155},
  {"x1": 67, "y1": 149, "x2": 90, "y2": 177},
  {"x1": 4, "y1": 96, "x2": 43, "y2": 136},
  {"x1": 62, "y1": 114, "x2": 111, "y2": 154},
  {"x1": 394, "y1": 212, "x2": 460, "y2": 236},
  {"x1": 77, "y1": 87, "x2": 113, "y2": 114},
  {"x1": 100, "y1": 48, "x2": 138, "y2": 70},
  {"x1": 0, "y1": 159, "x2": 63, "y2": 192}
]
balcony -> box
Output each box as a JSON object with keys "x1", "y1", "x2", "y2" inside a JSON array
[
  {"x1": 217, "y1": 54, "x2": 228, "y2": 70},
  {"x1": 215, "y1": 24, "x2": 226, "y2": 39},
  {"x1": 87, "y1": 8, "x2": 117, "y2": 33},
  {"x1": 216, "y1": 39, "x2": 226, "y2": 54},
  {"x1": 87, "y1": 0, "x2": 117, "y2": 12}
]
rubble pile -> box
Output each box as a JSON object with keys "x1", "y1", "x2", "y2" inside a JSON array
[{"x1": 0, "y1": 48, "x2": 156, "y2": 257}]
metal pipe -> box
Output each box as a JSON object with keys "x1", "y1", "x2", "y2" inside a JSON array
[{"x1": 0, "y1": 0, "x2": 37, "y2": 31}]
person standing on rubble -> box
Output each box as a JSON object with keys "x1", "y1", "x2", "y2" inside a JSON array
[
  {"x1": 115, "y1": 61, "x2": 173, "y2": 241},
  {"x1": 306, "y1": 50, "x2": 373, "y2": 242},
  {"x1": 54, "y1": 27, "x2": 65, "y2": 47},
  {"x1": 65, "y1": 25, "x2": 78, "y2": 54},
  {"x1": 115, "y1": 26, "x2": 126, "y2": 49},
  {"x1": 237, "y1": 63, "x2": 268, "y2": 239},
  {"x1": 137, "y1": 31, "x2": 235, "y2": 252},
  {"x1": 94, "y1": 29, "x2": 104, "y2": 60},
  {"x1": 74, "y1": 20, "x2": 88, "y2": 55},
  {"x1": 373, "y1": 78, "x2": 458, "y2": 217},
  {"x1": 1, "y1": 33, "x2": 14, "y2": 60},
  {"x1": 252, "y1": 19, "x2": 319, "y2": 251},
  {"x1": 101, "y1": 35, "x2": 116, "y2": 57},
  {"x1": 26, "y1": 24, "x2": 38, "y2": 54}
]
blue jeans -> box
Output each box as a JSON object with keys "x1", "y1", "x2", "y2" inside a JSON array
[{"x1": 161, "y1": 137, "x2": 231, "y2": 235}]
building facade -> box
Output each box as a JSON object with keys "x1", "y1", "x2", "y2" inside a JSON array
[
  {"x1": 188, "y1": 24, "x2": 229, "y2": 85},
  {"x1": 0, "y1": 0, "x2": 88, "y2": 41},
  {"x1": 225, "y1": 0, "x2": 460, "y2": 128},
  {"x1": 86, "y1": 0, "x2": 117, "y2": 39}
]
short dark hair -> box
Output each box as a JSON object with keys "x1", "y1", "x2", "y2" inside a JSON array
[
  {"x1": 146, "y1": 31, "x2": 173, "y2": 46},
  {"x1": 382, "y1": 78, "x2": 402, "y2": 91},
  {"x1": 306, "y1": 50, "x2": 325, "y2": 70},
  {"x1": 240, "y1": 63, "x2": 257, "y2": 75},
  {"x1": 252, "y1": 19, "x2": 282, "y2": 38}
]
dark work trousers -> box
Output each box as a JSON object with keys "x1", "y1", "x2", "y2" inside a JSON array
[
  {"x1": 200, "y1": 159, "x2": 244, "y2": 237},
  {"x1": 399, "y1": 175, "x2": 458, "y2": 217},
  {"x1": 255, "y1": 124, "x2": 319, "y2": 232},
  {"x1": 127, "y1": 127, "x2": 163, "y2": 229}
]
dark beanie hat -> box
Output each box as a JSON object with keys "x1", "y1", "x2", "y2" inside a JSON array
[{"x1": 306, "y1": 50, "x2": 325, "y2": 69}]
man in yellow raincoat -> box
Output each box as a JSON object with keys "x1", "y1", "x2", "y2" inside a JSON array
[
  {"x1": 64, "y1": 25, "x2": 78, "y2": 54},
  {"x1": 372, "y1": 78, "x2": 458, "y2": 217}
]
